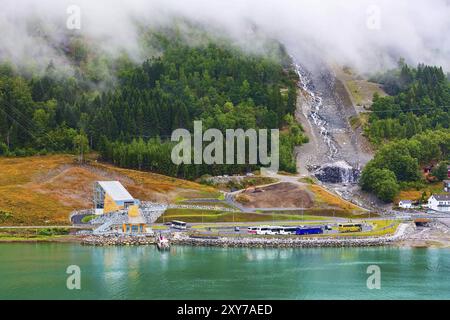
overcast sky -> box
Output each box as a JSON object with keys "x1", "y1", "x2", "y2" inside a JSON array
[{"x1": 1, "y1": 0, "x2": 449, "y2": 73}]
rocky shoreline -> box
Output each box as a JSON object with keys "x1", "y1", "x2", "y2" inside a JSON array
[
  {"x1": 80, "y1": 234, "x2": 396, "y2": 248},
  {"x1": 81, "y1": 234, "x2": 155, "y2": 246},
  {"x1": 171, "y1": 236, "x2": 393, "y2": 248}
]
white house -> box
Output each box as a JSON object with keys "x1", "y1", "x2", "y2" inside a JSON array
[
  {"x1": 398, "y1": 200, "x2": 413, "y2": 209},
  {"x1": 428, "y1": 194, "x2": 450, "y2": 213}
]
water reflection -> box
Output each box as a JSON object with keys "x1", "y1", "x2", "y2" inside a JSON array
[{"x1": 1, "y1": 244, "x2": 449, "y2": 299}]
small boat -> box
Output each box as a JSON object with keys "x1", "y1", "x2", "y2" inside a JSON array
[{"x1": 156, "y1": 234, "x2": 170, "y2": 250}]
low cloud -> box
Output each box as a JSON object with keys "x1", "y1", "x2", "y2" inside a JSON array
[{"x1": 1, "y1": 0, "x2": 449, "y2": 73}]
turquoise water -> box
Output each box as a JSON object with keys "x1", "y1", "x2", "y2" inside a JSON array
[{"x1": 0, "y1": 243, "x2": 449, "y2": 300}]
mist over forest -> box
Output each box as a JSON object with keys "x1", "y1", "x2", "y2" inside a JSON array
[{"x1": 1, "y1": 0, "x2": 450, "y2": 74}]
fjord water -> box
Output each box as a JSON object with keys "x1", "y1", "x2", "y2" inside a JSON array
[{"x1": 0, "y1": 244, "x2": 449, "y2": 300}]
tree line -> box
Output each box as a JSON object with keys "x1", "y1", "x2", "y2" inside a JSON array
[
  {"x1": 367, "y1": 61, "x2": 450, "y2": 144},
  {"x1": 360, "y1": 61, "x2": 450, "y2": 202}
]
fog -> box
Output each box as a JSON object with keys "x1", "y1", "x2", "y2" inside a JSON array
[{"x1": 1, "y1": 0, "x2": 449, "y2": 73}]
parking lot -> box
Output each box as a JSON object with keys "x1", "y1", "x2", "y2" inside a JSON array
[{"x1": 158, "y1": 222, "x2": 373, "y2": 237}]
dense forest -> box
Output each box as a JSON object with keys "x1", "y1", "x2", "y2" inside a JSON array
[
  {"x1": 0, "y1": 29, "x2": 307, "y2": 179},
  {"x1": 367, "y1": 61, "x2": 450, "y2": 143},
  {"x1": 361, "y1": 61, "x2": 450, "y2": 202}
]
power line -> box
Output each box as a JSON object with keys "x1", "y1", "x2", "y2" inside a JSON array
[
  {"x1": 360, "y1": 105, "x2": 449, "y2": 114},
  {"x1": 0, "y1": 101, "x2": 62, "y2": 149},
  {"x1": 0, "y1": 108, "x2": 40, "y2": 143},
  {"x1": 1, "y1": 89, "x2": 448, "y2": 150}
]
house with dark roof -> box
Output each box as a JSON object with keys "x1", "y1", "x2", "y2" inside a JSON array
[{"x1": 428, "y1": 194, "x2": 450, "y2": 212}]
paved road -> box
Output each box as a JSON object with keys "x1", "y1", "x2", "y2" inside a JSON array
[
  {"x1": 384, "y1": 211, "x2": 450, "y2": 219},
  {"x1": 153, "y1": 216, "x2": 411, "y2": 229},
  {"x1": 155, "y1": 217, "x2": 392, "y2": 236}
]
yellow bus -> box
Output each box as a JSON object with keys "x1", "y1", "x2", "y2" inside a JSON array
[{"x1": 338, "y1": 223, "x2": 363, "y2": 233}]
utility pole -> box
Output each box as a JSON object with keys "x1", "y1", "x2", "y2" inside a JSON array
[{"x1": 301, "y1": 199, "x2": 304, "y2": 221}]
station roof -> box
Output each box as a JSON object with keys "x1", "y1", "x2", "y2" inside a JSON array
[{"x1": 97, "y1": 181, "x2": 134, "y2": 202}]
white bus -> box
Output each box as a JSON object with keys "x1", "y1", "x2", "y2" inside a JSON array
[
  {"x1": 256, "y1": 226, "x2": 271, "y2": 235},
  {"x1": 267, "y1": 226, "x2": 284, "y2": 235},
  {"x1": 279, "y1": 227, "x2": 297, "y2": 235},
  {"x1": 252, "y1": 226, "x2": 298, "y2": 235},
  {"x1": 171, "y1": 220, "x2": 187, "y2": 230}
]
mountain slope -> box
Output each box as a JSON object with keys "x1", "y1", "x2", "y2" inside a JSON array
[{"x1": 0, "y1": 155, "x2": 219, "y2": 225}]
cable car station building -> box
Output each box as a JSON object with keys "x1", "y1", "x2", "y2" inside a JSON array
[
  {"x1": 93, "y1": 181, "x2": 140, "y2": 215},
  {"x1": 122, "y1": 204, "x2": 147, "y2": 234}
]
